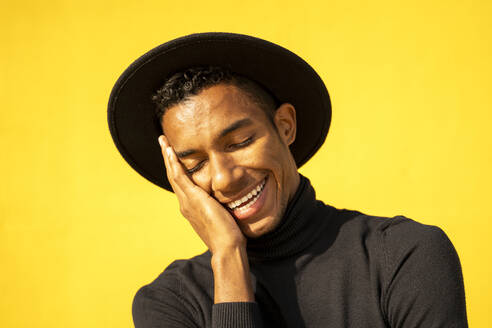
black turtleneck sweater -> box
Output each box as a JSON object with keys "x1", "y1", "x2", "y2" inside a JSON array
[{"x1": 132, "y1": 175, "x2": 468, "y2": 327}]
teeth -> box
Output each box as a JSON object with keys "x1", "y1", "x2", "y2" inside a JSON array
[{"x1": 227, "y1": 178, "x2": 266, "y2": 210}]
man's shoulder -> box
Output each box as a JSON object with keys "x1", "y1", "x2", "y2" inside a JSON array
[
  {"x1": 333, "y1": 209, "x2": 467, "y2": 326},
  {"x1": 144, "y1": 250, "x2": 213, "y2": 291},
  {"x1": 327, "y1": 206, "x2": 452, "y2": 257},
  {"x1": 333, "y1": 206, "x2": 445, "y2": 239},
  {"x1": 132, "y1": 250, "x2": 213, "y2": 317},
  {"x1": 132, "y1": 251, "x2": 214, "y2": 326},
  {"x1": 334, "y1": 206, "x2": 455, "y2": 265}
]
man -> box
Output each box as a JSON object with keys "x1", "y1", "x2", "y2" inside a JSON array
[{"x1": 108, "y1": 33, "x2": 468, "y2": 327}]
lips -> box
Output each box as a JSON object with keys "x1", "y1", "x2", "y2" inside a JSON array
[
  {"x1": 223, "y1": 176, "x2": 269, "y2": 220},
  {"x1": 226, "y1": 178, "x2": 266, "y2": 210}
]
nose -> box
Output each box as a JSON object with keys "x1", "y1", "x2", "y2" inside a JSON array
[{"x1": 209, "y1": 152, "x2": 243, "y2": 195}]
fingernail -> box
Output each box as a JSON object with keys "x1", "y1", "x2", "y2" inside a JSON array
[
  {"x1": 166, "y1": 147, "x2": 172, "y2": 158},
  {"x1": 158, "y1": 136, "x2": 164, "y2": 147}
]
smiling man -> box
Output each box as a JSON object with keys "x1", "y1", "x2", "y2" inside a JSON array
[
  {"x1": 108, "y1": 33, "x2": 468, "y2": 327},
  {"x1": 157, "y1": 74, "x2": 299, "y2": 237}
]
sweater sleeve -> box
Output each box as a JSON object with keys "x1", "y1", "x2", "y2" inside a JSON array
[
  {"x1": 212, "y1": 302, "x2": 264, "y2": 328},
  {"x1": 380, "y1": 216, "x2": 468, "y2": 328},
  {"x1": 132, "y1": 284, "x2": 199, "y2": 328},
  {"x1": 132, "y1": 283, "x2": 264, "y2": 328}
]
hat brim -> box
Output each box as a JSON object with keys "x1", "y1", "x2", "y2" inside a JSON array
[{"x1": 107, "y1": 32, "x2": 331, "y2": 192}]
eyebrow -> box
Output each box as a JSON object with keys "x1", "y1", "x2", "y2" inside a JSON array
[
  {"x1": 219, "y1": 118, "x2": 253, "y2": 138},
  {"x1": 175, "y1": 118, "x2": 254, "y2": 159},
  {"x1": 175, "y1": 149, "x2": 197, "y2": 158}
]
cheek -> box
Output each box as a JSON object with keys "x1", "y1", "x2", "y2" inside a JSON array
[
  {"x1": 244, "y1": 138, "x2": 291, "y2": 188},
  {"x1": 242, "y1": 138, "x2": 285, "y2": 171},
  {"x1": 190, "y1": 171, "x2": 211, "y2": 193}
]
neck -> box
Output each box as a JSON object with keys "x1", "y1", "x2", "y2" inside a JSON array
[{"x1": 246, "y1": 174, "x2": 335, "y2": 261}]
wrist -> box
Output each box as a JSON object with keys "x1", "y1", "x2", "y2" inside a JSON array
[
  {"x1": 211, "y1": 245, "x2": 254, "y2": 303},
  {"x1": 211, "y1": 245, "x2": 247, "y2": 268}
]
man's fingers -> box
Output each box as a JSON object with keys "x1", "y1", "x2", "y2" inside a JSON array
[
  {"x1": 158, "y1": 135, "x2": 178, "y2": 182},
  {"x1": 158, "y1": 135, "x2": 181, "y2": 193},
  {"x1": 166, "y1": 143, "x2": 197, "y2": 191},
  {"x1": 158, "y1": 135, "x2": 196, "y2": 193}
]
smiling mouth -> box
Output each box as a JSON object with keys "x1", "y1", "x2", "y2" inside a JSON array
[{"x1": 226, "y1": 178, "x2": 267, "y2": 211}]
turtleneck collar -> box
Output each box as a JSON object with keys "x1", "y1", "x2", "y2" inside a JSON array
[{"x1": 246, "y1": 174, "x2": 334, "y2": 261}]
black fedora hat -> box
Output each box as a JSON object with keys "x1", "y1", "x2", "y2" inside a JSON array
[{"x1": 107, "y1": 32, "x2": 331, "y2": 192}]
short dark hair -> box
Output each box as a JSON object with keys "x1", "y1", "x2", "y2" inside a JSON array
[{"x1": 152, "y1": 66, "x2": 279, "y2": 127}]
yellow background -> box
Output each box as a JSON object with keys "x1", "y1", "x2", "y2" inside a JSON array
[{"x1": 1, "y1": 0, "x2": 490, "y2": 326}]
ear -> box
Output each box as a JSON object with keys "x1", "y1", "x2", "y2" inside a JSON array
[{"x1": 273, "y1": 103, "x2": 297, "y2": 146}]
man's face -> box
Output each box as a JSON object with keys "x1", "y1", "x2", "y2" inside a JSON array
[{"x1": 161, "y1": 83, "x2": 300, "y2": 238}]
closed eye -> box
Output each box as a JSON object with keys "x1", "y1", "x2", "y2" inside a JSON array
[
  {"x1": 186, "y1": 135, "x2": 255, "y2": 175},
  {"x1": 185, "y1": 160, "x2": 205, "y2": 175},
  {"x1": 229, "y1": 136, "x2": 254, "y2": 150}
]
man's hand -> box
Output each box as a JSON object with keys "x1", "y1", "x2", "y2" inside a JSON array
[
  {"x1": 158, "y1": 134, "x2": 245, "y2": 254},
  {"x1": 158, "y1": 135, "x2": 254, "y2": 303}
]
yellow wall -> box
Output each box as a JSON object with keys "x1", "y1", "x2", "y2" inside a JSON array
[{"x1": 1, "y1": 0, "x2": 490, "y2": 326}]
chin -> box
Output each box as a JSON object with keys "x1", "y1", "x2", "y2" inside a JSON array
[{"x1": 239, "y1": 214, "x2": 282, "y2": 238}]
